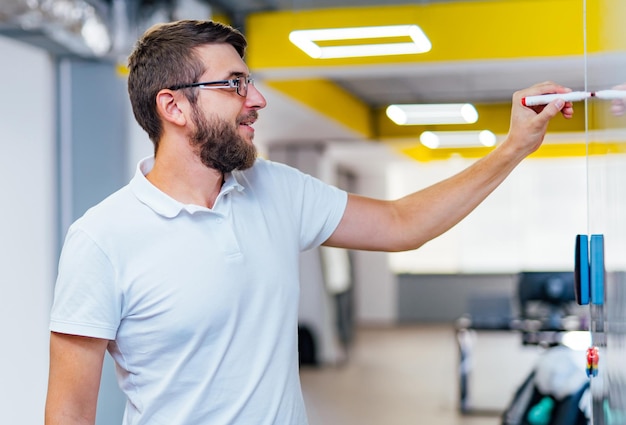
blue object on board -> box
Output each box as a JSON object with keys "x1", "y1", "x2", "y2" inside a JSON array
[
  {"x1": 590, "y1": 234, "x2": 605, "y2": 306},
  {"x1": 574, "y1": 234, "x2": 590, "y2": 305}
]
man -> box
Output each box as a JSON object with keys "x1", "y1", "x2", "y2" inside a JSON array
[{"x1": 45, "y1": 19, "x2": 574, "y2": 425}]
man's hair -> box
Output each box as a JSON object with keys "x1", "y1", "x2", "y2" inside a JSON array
[{"x1": 127, "y1": 20, "x2": 247, "y2": 151}]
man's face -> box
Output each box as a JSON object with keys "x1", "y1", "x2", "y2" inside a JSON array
[{"x1": 186, "y1": 43, "x2": 267, "y2": 173}]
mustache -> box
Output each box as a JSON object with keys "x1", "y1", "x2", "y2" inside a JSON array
[{"x1": 236, "y1": 111, "x2": 259, "y2": 125}]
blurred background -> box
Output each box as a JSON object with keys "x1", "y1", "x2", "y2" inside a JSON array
[{"x1": 1, "y1": 0, "x2": 625, "y2": 424}]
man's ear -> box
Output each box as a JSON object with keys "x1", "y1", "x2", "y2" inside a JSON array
[{"x1": 156, "y1": 90, "x2": 187, "y2": 126}]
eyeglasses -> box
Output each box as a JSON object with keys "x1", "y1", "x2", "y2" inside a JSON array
[{"x1": 168, "y1": 75, "x2": 254, "y2": 97}]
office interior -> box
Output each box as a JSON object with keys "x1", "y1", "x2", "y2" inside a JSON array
[{"x1": 1, "y1": 0, "x2": 625, "y2": 423}]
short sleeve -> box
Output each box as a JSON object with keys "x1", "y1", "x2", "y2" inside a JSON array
[
  {"x1": 49, "y1": 226, "x2": 121, "y2": 340},
  {"x1": 248, "y1": 159, "x2": 348, "y2": 252},
  {"x1": 295, "y1": 172, "x2": 348, "y2": 251}
]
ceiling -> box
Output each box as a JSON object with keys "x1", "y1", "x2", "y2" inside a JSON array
[
  {"x1": 203, "y1": 0, "x2": 617, "y2": 105},
  {"x1": 208, "y1": 0, "x2": 474, "y2": 25},
  {"x1": 2, "y1": 0, "x2": 608, "y2": 107},
  {"x1": 2, "y1": 0, "x2": 624, "y2": 159}
]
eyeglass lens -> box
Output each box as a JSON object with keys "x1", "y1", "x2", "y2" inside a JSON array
[
  {"x1": 236, "y1": 76, "x2": 245, "y2": 97},
  {"x1": 236, "y1": 76, "x2": 253, "y2": 97}
]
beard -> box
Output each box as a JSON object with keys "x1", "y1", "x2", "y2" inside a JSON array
[{"x1": 189, "y1": 107, "x2": 257, "y2": 173}]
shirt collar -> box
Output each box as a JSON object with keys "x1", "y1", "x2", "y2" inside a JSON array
[{"x1": 130, "y1": 156, "x2": 245, "y2": 218}]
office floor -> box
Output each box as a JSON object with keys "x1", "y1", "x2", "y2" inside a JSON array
[{"x1": 300, "y1": 324, "x2": 545, "y2": 425}]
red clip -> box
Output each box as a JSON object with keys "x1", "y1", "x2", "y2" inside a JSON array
[{"x1": 586, "y1": 346, "x2": 599, "y2": 377}]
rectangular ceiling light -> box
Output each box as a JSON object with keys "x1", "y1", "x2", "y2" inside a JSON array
[
  {"x1": 419, "y1": 130, "x2": 497, "y2": 149},
  {"x1": 386, "y1": 104, "x2": 479, "y2": 125},
  {"x1": 289, "y1": 25, "x2": 431, "y2": 59}
]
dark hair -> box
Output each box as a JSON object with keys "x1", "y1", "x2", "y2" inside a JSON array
[{"x1": 127, "y1": 20, "x2": 247, "y2": 152}]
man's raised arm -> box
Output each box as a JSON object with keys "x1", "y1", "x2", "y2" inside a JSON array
[{"x1": 325, "y1": 81, "x2": 574, "y2": 252}]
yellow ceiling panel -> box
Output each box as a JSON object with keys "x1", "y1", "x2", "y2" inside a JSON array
[
  {"x1": 244, "y1": 0, "x2": 622, "y2": 159},
  {"x1": 587, "y1": 0, "x2": 626, "y2": 51},
  {"x1": 246, "y1": 0, "x2": 586, "y2": 70},
  {"x1": 375, "y1": 102, "x2": 586, "y2": 139},
  {"x1": 393, "y1": 140, "x2": 626, "y2": 162}
]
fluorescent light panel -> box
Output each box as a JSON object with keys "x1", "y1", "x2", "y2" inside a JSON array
[
  {"x1": 386, "y1": 103, "x2": 478, "y2": 125},
  {"x1": 289, "y1": 25, "x2": 431, "y2": 59},
  {"x1": 420, "y1": 130, "x2": 497, "y2": 149}
]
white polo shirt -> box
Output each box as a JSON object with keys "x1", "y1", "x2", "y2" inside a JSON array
[{"x1": 50, "y1": 156, "x2": 348, "y2": 425}]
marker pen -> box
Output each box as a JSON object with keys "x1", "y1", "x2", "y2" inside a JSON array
[
  {"x1": 593, "y1": 90, "x2": 626, "y2": 100},
  {"x1": 521, "y1": 91, "x2": 591, "y2": 106}
]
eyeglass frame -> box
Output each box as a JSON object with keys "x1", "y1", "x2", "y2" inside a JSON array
[{"x1": 167, "y1": 75, "x2": 254, "y2": 97}]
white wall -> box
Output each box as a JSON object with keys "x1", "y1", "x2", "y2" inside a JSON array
[
  {"x1": 323, "y1": 142, "x2": 402, "y2": 324},
  {"x1": 351, "y1": 168, "x2": 397, "y2": 324},
  {"x1": 387, "y1": 155, "x2": 589, "y2": 274},
  {"x1": 0, "y1": 36, "x2": 56, "y2": 423}
]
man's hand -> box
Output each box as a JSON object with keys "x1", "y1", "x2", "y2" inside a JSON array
[{"x1": 505, "y1": 81, "x2": 575, "y2": 158}]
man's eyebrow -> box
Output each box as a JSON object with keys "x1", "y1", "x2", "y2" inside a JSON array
[{"x1": 227, "y1": 71, "x2": 249, "y2": 78}]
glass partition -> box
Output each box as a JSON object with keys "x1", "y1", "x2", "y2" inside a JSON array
[{"x1": 585, "y1": 0, "x2": 626, "y2": 423}]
